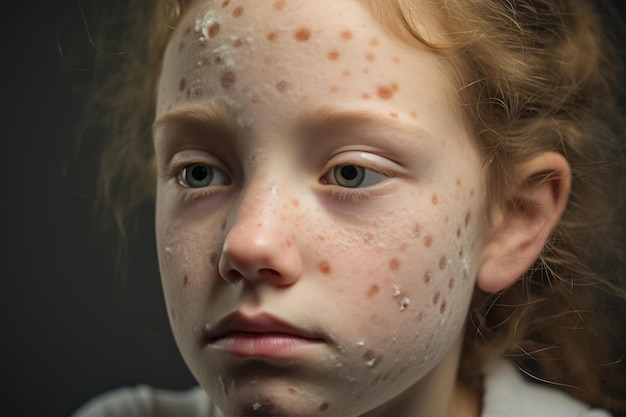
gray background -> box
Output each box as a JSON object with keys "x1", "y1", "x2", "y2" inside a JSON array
[{"x1": 3, "y1": 1, "x2": 626, "y2": 416}]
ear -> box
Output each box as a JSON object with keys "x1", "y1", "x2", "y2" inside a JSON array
[{"x1": 477, "y1": 152, "x2": 571, "y2": 293}]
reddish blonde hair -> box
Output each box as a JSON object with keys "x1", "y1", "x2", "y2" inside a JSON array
[{"x1": 87, "y1": 0, "x2": 626, "y2": 412}]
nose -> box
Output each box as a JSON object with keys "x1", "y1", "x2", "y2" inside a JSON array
[{"x1": 218, "y1": 184, "x2": 303, "y2": 287}]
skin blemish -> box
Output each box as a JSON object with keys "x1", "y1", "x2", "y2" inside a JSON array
[
  {"x1": 456, "y1": 177, "x2": 462, "y2": 187},
  {"x1": 294, "y1": 28, "x2": 311, "y2": 41},
  {"x1": 411, "y1": 111, "x2": 418, "y2": 119},
  {"x1": 424, "y1": 235, "x2": 433, "y2": 247},
  {"x1": 431, "y1": 193, "x2": 439, "y2": 205},
  {"x1": 267, "y1": 31, "x2": 277, "y2": 41},
  {"x1": 456, "y1": 227, "x2": 462, "y2": 238},
  {"x1": 328, "y1": 50, "x2": 340, "y2": 60},
  {"x1": 465, "y1": 212, "x2": 471, "y2": 228},
  {"x1": 433, "y1": 291, "x2": 441, "y2": 305},
  {"x1": 439, "y1": 256, "x2": 447, "y2": 270},
  {"x1": 273, "y1": 0, "x2": 286, "y2": 10},
  {"x1": 400, "y1": 296, "x2": 410, "y2": 311},
  {"x1": 221, "y1": 0, "x2": 230, "y2": 7},
  {"x1": 393, "y1": 56, "x2": 401, "y2": 64},
  {"x1": 317, "y1": 234, "x2": 325, "y2": 242},
  {"x1": 276, "y1": 80, "x2": 291, "y2": 93},
  {"x1": 340, "y1": 30, "x2": 353, "y2": 40},
  {"x1": 370, "y1": 38, "x2": 379, "y2": 47},
  {"x1": 320, "y1": 402, "x2": 329, "y2": 412},
  {"x1": 363, "y1": 232, "x2": 374, "y2": 244},
  {"x1": 389, "y1": 258, "x2": 401, "y2": 271},
  {"x1": 363, "y1": 350, "x2": 382, "y2": 368},
  {"x1": 366, "y1": 284, "x2": 380, "y2": 298},
  {"x1": 178, "y1": 78, "x2": 187, "y2": 91},
  {"x1": 377, "y1": 82, "x2": 399, "y2": 100},
  {"x1": 342, "y1": 69, "x2": 351, "y2": 77},
  {"x1": 362, "y1": 68, "x2": 370, "y2": 75},
  {"x1": 470, "y1": 189, "x2": 475, "y2": 197},
  {"x1": 412, "y1": 223, "x2": 422, "y2": 238},
  {"x1": 449, "y1": 277, "x2": 455, "y2": 290},
  {"x1": 318, "y1": 260, "x2": 331, "y2": 275},
  {"x1": 233, "y1": 39, "x2": 243, "y2": 48},
  {"x1": 329, "y1": 85, "x2": 340, "y2": 94},
  {"x1": 220, "y1": 71, "x2": 236, "y2": 89},
  {"x1": 220, "y1": 221, "x2": 227, "y2": 231},
  {"x1": 291, "y1": 199, "x2": 299, "y2": 207},
  {"x1": 440, "y1": 300, "x2": 447, "y2": 314},
  {"x1": 232, "y1": 5, "x2": 244, "y2": 17},
  {"x1": 288, "y1": 387, "x2": 297, "y2": 394},
  {"x1": 214, "y1": 55, "x2": 224, "y2": 64},
  {"x1": 361, "y1": 93, "x2": 371, "y2": 100},
  {"x1": 183, "y1": 275, "x2": 189, "y2": 287},
  {"x1": 178, "y1": 41, "x2": 185, "y2": 52},
  {"x1": 209, "y1": 252, "x2": 219, "y2": 267},
  {"x1": 417, "y1": 311, "x2": 425, "y2": 322},
  {"x1": 208, "y1": 23, "x2": 220, "y2": 38},
  {"x1": 389, "y1": 112, "x2": 399, "y2": 119},
  {"x1": 366, "y1": 52, "x2": 376, "y2": 62},
  {"x1": 423, "y1": 271, "x2": 432, "y2": 284}
]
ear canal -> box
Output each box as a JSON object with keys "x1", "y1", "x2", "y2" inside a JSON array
[{"x1": 476, "y1": 152, "x2": 572, "y2": 293}]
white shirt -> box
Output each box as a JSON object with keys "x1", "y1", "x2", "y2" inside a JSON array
[{"x1": 71, "y1": 360, "x2": 612, "y2": 417}]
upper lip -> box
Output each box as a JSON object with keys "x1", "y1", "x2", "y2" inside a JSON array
[{"x1": 205, "y1": 312, "x2": 322, "y2": 342}]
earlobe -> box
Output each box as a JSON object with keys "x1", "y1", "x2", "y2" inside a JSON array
[{"x1": 477, "y1": 152, "x2": 572, "y2": 293}]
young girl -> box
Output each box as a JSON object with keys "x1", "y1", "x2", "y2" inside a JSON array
[{"x1": 74, "y1": 0, "x2": 626, "y2": 415}]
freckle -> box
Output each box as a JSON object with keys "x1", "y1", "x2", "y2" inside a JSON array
[
  {"x1": 340, "y1": 30, "x2": 353, "y2": 40},
  {"x1": 233, "y1": 39, "x2": 243, "y2": 48},
  {"x1": 445, "y1": 216, "x2": 449, "y2": 224},
  {"x1": 342, "y1": 69, "x2": 351, "y2": 77},
  {"x1": 267, "y1": 31, "x2": 277, "y2": 41},
  {"x1": 291, "y1": 199, "x2": 299, "y2": 207},
  {"x1": 220, "y1": 71, "x2": 236, "y2": 89},
  {"x1": 276, "y1": 80, "x2": 291, "y2": 93},
  {"x1": 470, "y1": 189, "x2": 475, "y2": 197},
  {"x1": 424, "y1": 235, "x2": 433, "y2": 247},
  {"x1": 208, "y1": 22, "x2": 220, "y2": 38},
  {"x1": 440, "y1": 300, "x2": 447, "y2": 314},
  {"x1": 317, "y1": 234, "x2": 325, "y2": 242},
  {"x1": 183, "y1": 275, "x2": 189, "y2": 287},
  {"x1": 328, "y1": 50, "x2": 340, "y2": 60},
  {"x1": 362, "y1": 68, "x2": 370, "y2": 75},
  {"x1": 411, "y1": 111, "x2": 418, "y2": 119},
  {"x1": 232, "y1": 5, "x2": 244, "y2": 17},
  {"x1": 361, "y1": 93, "x2": 371, "y2": 100},
  {"x1": 377, "y1": 83, "x2": 398, "y2": 100},
  {"x1": 178, "y1": 78, "x2": 186, "y2": 91},
  {"x1": 318, "y1": 261, "x2": 331, "y2": 275},
  {"x1": 319, "y1": 403, "x2": 329, "y2": 412},
  {"x1": 412, "y1": 223, "x2": 422, "y2": 238},
  {"x1": 363, "y1": 232, "x2": 374, "y2": 244},
  {"x1": 431, "y1": 194, "x2": 439, "y2": 205},
  {"x1": 294, "y1": 27, "x2": 311, "y2": 41},
  {"x1": 459, "y1": 248, "x2": 464, "y2": 258},
  {"x1": 399, "y1": 243, "x2": 408, "y2": 252},
  {"x1": 209, "y1": 252, "x2": 219, "y2": 267},
  {"x1": 220, "y1": 221, "x2": 227, "y2": 231},
  {"x1": 433, "y1": 291, "x2": 440, "y2": 305},
  {"x1": 417, "y1": 311, "x2": 424, "y2": 322},
  {"x1": 389, "y1": 258, "x2": 401, "y2": 271},
  {"x1": 456, "y1": 227, "x2": 461, "y2": 238},
  {"x1": 423, "y1": 271, "x2": 432, "y2": 284},
  {"x1": 221, "y1": 0, "x2": 229, "y2": 7},
  {"x1": 366, "y1": 284, "x2": 380, "y2": 298},
  {"x1": 464, "y1": 212, "x2": 472, "y2": 228},
  {"x1": 273, "y1": 0, "x2": 286, "y2": 10},
  {"x1": 389, "y1": 112, "x2": 399, "y2": 119},
  {"x1": 449, "y1": 277, "x2": 455, "y2": 290},
  {"x1": 366, "y1": 52, "x2": 376, "y2": 62},
  {"x1": 288, "y1": 387, "x2": 297, "y2": 394},
  {"x1": 456, "y1": 177, "x2": 461, "y2": 187},
  {"x1": 370, "y1": 38, "x2": 379, "y2": 47},
  {"x1": 329, "y1": 85, "x2": 340, "y2": 94},
  {"x1": 214, "y1": 55, "x2": 224, "y2": 64},
  {"x1": 439, "y1": 256, "x2": 447, "y2": 270},
  {"x1": 393, "y1": 56, "x2": 401, "y2": 64}
]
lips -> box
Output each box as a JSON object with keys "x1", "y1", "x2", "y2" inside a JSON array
[{"x1": 204, "y1": 312, "x2": 325, "y2": 359}]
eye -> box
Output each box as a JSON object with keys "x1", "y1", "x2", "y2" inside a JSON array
[
  {"x1": 178, "y1": 163, "x2": 230, "y2": 188},
  {"x1": 328, "y1": 164, "x2": 389, "y2": 188}
]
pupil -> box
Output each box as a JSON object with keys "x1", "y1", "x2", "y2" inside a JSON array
[
  {"x1": 341, "y1": 165, "x2": 358, "y2": 180},
  {"x1": 191, "y1": 165, "x2": 208, "y2": 181}
]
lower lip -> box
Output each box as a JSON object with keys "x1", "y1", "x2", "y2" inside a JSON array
[{"x1": 209, "y1": 332, "x2": 324, "y2": 359}]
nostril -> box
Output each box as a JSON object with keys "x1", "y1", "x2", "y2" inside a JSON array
[
  {"x1": 259, "y1": 268, "x2": 281, "y2": 280},
  {"x1": 227, "y1": 270, "x2": 243, "y2": 283}
]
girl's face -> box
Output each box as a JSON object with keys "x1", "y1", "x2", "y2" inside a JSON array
[{"x1": 154, "y1": 0, "x2": 486, "y2": 415}]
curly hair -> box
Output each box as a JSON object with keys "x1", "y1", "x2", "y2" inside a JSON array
[{"x1": 87, "y1": 0, "x2": 626, "y2": 412}]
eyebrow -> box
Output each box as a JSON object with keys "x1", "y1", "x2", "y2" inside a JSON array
[{"x1": 152, "y1": 100, "x2": 237, "y2": 136}]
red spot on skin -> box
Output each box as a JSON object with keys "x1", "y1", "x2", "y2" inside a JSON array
[
  {"x1": 424, "y1": 235, "x2": 433, "y2": 247},
  {"x1": 220, "y1": 71, "x2": 236, "y2": 89},
  {"x1": 440, "y1": 300, "x2": 447, "y2": 314},
  {"x1": 292, "y1": 199, "x2": 299, "y2": 207},
  {"x1": 423, "y1": 271, "x2": 432, "y2": 284},
  {"x1": 389, "y1": 112, "x2": 399, "y2": 119},
  {"x1": 318, "y1": 261, "x2": 331, "y2": 275},
  {"x1": 366, "y1": 284, "x2": 380, "y2": 298},
  {"x1": 389, "y1": 258, "x2": 401, "y2": 271},
  {"x1": 341, "y1": 30, "x2": 353, "y2": 40},
  {"x1": 178, "y1": 78, "x2": 186, "y2": 91},
  {"x1": 328, "y1": 50, "x2": 340, "y2": 60},
  {"x1": 233, "y1": 39, "x2": 243, "y2": 48},
  {"x1": 342, "y1": 69, "x2": 351, "y2": 77},
  {"x1": 431, "y1": 194, "x2": 439, "y2": 205},
  {"x1": 267, "y1": 31, "x2": 277, "y2": 41},
  {"x1": 276, "y1": 80, "x2": 291, "y2": 92},
  {"x1": 233, "y1": 5, "x2": 244, "y2": 17},
  {"x1": 465, "y1": 212, "x2": 471, "y2": 228},
  {"x1": 366, "y1": 52, "x2": 376, "y2": 62},
  {"x1": 377, "y1": 83, "x2": 399, "y2": 100},
  {"x1": 273, "y1": 0, "x2": 286, "y2": 10},
  {"x1": 433, "y1": 291, "x2": 440, "y2": 305},
  {"x1": 295, "y1": 28, "x2": 311, "y2": 41},
  {"x1": 449, "y1": 277, "x2": 455, "y2": 290},
  {"x1": 439, "y1": 256, "x2": 447, "y2": 270},
  {"x1": 209, "y1": 252, "x2": 219, "y2": 267},
  {"x1": 320, "y1": 403, "x2": 329, "y2": 412},
  {"x1": 183, "y1": 275, "x2": 189, "y2": 287},
  {"x1": 361, "y1": 93, "x2": 371, "y2": 100},
  {"x1": 370, "y1": 38, "x2": 379, "y2": 47},
  {"x1": 208, "y1": 23, "x2": 220, "y2": 38}
]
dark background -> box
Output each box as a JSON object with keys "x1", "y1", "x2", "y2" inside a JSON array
[{"x1": 3, "y1": 1, "x2": 626, "y2": 416}]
